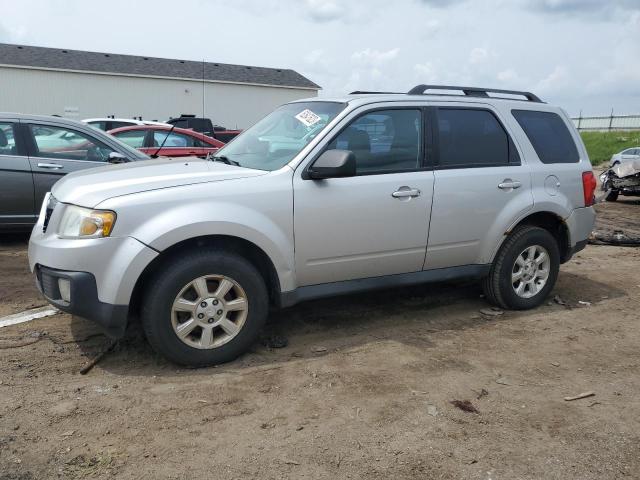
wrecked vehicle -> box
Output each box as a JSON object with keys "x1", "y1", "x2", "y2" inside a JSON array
[{"x1": 600, "y1": 159, "x2": 640, "y2": 202}]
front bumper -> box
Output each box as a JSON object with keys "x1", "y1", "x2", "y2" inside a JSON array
[{"x1": 35, "y1": 265, "x2": 129, "y2": 337}]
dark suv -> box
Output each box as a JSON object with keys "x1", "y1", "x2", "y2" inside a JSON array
[{"x1": 166, "y1": 116, "x2": 241, "y2": 143}]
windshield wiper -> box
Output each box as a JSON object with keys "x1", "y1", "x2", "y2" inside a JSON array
[{"x1": 210, "y1": 154, "x2": 240, "y2": 166}]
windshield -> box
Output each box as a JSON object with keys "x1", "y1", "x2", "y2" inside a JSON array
[{"x1": 216, "y1": 101, "x2": 345, "y2": 171}]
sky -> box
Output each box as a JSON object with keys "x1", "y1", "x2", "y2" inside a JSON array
[{"x1": 1, "y1": 0, "x2": 639, "y2": 116}]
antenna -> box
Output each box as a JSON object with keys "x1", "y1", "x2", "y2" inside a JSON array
[{"x1": 202, "y1": 59, "x2": 205, "y2": 119}]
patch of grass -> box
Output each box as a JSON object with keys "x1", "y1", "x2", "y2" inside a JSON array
[{"x1": 580, "y1": 131, "x2": 640, "y2": 166}]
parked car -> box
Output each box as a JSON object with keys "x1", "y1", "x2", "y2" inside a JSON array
[
  {"x1": 108, "y1": 125, "x2": 225, "y2": 158},
  {"x1": 166, "y1": 116, "x2": 241, "y2": 142},
  {"x1": 609, "y1": 147, "x2": 640, "y2": 167},
  {"x1": 29, "y1": 85, "x2": 596, "y2": 367},
  {"x1": 0, "y1": 113, "x2": 148, "y2": 230},
  {"x1": 84, "y1": 118, "x2": 171, "y2": 131}
]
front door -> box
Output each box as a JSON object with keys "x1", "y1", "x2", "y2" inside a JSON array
[
  {"x1": 424, "y1": 106, "x2": 533, "y2": 269},
  {"x1": 25, "y1": 123, "x2": 118, "y2": 211},
  {"x1": 0, "y1": 120, "x2": 35, "y2": 226},
  {"x1": 293, "y1": 108, "x2": 434, "y2": 286}
]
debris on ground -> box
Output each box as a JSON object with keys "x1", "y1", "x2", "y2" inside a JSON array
[
  {"x1": 472, "y1": 388, "x2": 489, "y2": 399},
  {"x1": 79, "y1": 339, "x2": 118, "y2": 375},
  {"x1": 590, "y1": 230, "x2": 640, "y2": 247},
  {"x1": 427, "y1": 405, "x2": 438, "y2": 417},
  {"x1": 479, "y1": 308, "x2": 504, "y2": 317},
  {"x1": 564, "y1": 391, "x2": 595, "y2": 401},
  {"x1": 550, "y1": 362, "x2": 560, "y2": 367},
  {"x1": 578, "y1": 301, "x2": 592, "y2": 307},
  {"x1": 311, "y1": 346, "x2": 328, "y2": 353},
  {"x1": 553, "y1": 295, "x2": 567, "y2": 306},
  {"x1": 495, "y1": 377, "x2": 512, "y2": 386},
  {"x1": 450, "y1": 399, "x2": 480, "y2": 414}
]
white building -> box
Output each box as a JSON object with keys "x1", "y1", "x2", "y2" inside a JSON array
[{"x1": 0, "y1": 43, "x2": 319, "y2": 129}]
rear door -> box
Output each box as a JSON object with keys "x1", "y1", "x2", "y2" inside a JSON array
[
  {"x1": 424, "y1": 105, "x2": 533, "y2": 269},
  {"x1": 24, "y1": 123, "x2": 119, "y2": 211},
  {"x1": 0, "y1": 119, "x2": 35, "y2": 226}
]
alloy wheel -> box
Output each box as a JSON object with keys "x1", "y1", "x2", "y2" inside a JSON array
[{"x1": 171, "y1": 274, "x2": 248, "y2": 349}]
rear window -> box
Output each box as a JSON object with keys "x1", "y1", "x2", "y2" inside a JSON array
[{"x1": 512, "y1": 110, "x2": 579, "y2": 164}]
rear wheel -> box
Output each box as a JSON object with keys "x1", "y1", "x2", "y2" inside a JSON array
[
  {"x1": 483, "y1": 225, "x2": 560, "y2": 310},
  {"x1": 141, "y1": 249, "x2": 268, "y2": 367}
]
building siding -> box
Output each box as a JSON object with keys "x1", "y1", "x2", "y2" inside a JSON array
[{"x1": 0, "y1": 66, "x2": 317, "y2": 129}]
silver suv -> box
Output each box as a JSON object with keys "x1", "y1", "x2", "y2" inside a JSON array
[{"x1": 28, "y1": 85, "x2": 597, "y2": 366}]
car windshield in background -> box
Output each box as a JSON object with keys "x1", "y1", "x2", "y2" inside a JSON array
[{"x1": 215, "y1": 101, "x2": 345, "y2": 171}]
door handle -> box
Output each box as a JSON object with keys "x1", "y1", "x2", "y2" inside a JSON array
[
  {"x1": 392, "y1": 187, "x2": 421, "y2": 198},
  {"x1": 498, "y1": 180, "x2": 522, "y2": 190},
  {"x1": 37, "y1": 162, "x2": 64, "y2": 170}
]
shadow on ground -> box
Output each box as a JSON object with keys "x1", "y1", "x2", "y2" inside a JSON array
[{"x1": 70, "y1": 270, "x2": 626, "y2": 379}]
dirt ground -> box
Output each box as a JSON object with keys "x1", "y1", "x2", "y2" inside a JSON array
[{"x1": 1, "y1": 198, "x2": 639, "y2": 480}]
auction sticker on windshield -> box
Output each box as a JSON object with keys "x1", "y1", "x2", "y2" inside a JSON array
[{"x1": 295, "y1": 109, "x2": 322, "y2": 127}]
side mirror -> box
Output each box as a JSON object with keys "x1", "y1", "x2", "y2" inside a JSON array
[
  {"x1": 308, "y1": 150, "x2": 356, "y2": 180},
  {"x1": 108, "y1": 152, "x2": 130, "y2": 164}
]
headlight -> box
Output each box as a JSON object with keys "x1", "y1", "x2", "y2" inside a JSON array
[{"x1": 58, "y1": 205, "x2": 116, "y2": 238}]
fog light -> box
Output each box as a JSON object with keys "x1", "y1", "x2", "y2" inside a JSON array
[{"x1": 58, "y1": 278, "x2": 71, "y2": 303}]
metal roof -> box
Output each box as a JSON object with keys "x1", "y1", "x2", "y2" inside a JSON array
[{"x1": 0, "y1": 43, "x2": 320, "y2": 90}]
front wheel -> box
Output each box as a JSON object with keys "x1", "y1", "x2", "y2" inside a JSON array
[
  {"x1": 482, "y1": 226, "x2": 560, "y2": 310},
  {"x1": 141, "y1": 249, "x2": 268, "y2": 367},
  {"x1": 605, "y1": 189, "x2": 619, "y2": 202}
]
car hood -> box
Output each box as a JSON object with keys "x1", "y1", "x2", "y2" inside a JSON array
[{"x1": 52, "y1": 157, "x2": 267, "y2": 208}]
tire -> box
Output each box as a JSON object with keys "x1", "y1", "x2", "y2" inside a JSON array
[
  {"x1": 141, "y1": 249, "x2": 268, "y2": 367},
  {"x1": 605, "y1": 189, "x2": 619, "y2": 202},
  {"x1": 482, "y1": 225, "x2": 560, "y2": 310}
]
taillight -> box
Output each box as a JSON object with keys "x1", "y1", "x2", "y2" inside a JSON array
[{"x1": 582, "y1": 171, "x2": 597, "y2": 207}]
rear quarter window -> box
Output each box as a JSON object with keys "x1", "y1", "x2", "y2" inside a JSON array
[{"x1": 512, "y1": 110, "x2": 579, "y2": 164}]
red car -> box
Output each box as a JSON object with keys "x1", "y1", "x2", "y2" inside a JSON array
[{"x1": 108, "y1": 125, "x2": 225, "y2": 158}]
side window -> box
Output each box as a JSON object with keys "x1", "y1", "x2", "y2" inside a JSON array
[
  {"x1": 0, "y1": 122, "x2": 18, "y2": 156},
  {"x1": 110, "y1": 121, "x2": 134, "y2": 130},
  {"x1": 113, "y1": 130, "x2": 147, "y2": 148},
  {"x1": 512, "y1": 110, "x2": 579, "y2": 164},
  {"x1": 437, "y1": 109, "x2": 510, "y2": 168},
  {"x1": 88, "y1": 121, "x2": 107, "y2": 131},
  {"x1": 153, "y1": 131, "x2": 195, "y2": 148},
  {"x1": 327, "y1": 109, "x2": 422, "y2": 174},
  {"x1": 29, "y1": 124, "x2": 116, "y2": 162}
]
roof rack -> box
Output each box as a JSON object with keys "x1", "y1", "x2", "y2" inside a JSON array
[{"x1": 407, "y1": 84, "x2": 543, "y2": 103}]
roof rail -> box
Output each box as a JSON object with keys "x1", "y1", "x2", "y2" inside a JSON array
[
  {"x1": 407, "y1": 84, "x2": 543, "y2": 103},
  {"x1": 349, "y1": 90, "x2": 400, "y2": 95}
]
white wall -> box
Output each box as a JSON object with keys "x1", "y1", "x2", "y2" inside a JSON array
[{"x1": 0, "y1": 66, "x2": 317, "y2": 129}]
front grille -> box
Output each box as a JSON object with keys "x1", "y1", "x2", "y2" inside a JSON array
[{"x1": 42, "y1": 196, "x2": 57, "y2": 233}]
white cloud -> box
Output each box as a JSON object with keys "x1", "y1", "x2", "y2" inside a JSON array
[
  {"x1": 351, "y1": 48, "x2": 400, "y2": 67},
  {"x1": 414, "y1": 62, "x2": 439, "y2": 83},
  {"x1": 535, "y1": 66, "x2": 570, "y2": 93},
  {"x1": 304, "y1": 0, "x2": 344, "y2": 22},
  {"x1": 469, "y1": 47, "x2": 493, "y2": 65},
  {"x1": 497, "y1": 69, "x2": 519, "y2": 82}
]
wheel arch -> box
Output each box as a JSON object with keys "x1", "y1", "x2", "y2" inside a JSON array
[
  {"x1": 495, "y1": 211, "x2": 571, "y2": 264},
  {"x1": 128, "y1": 235, "x2": 283, "y2": 322}
]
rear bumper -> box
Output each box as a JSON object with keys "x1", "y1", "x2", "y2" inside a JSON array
[
  {"x1": 35, "y1": 265, "x2": 128, "y2": 338},
  {"x1": 563, "y1": 206, "x2": 595, "y2": 262}
]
